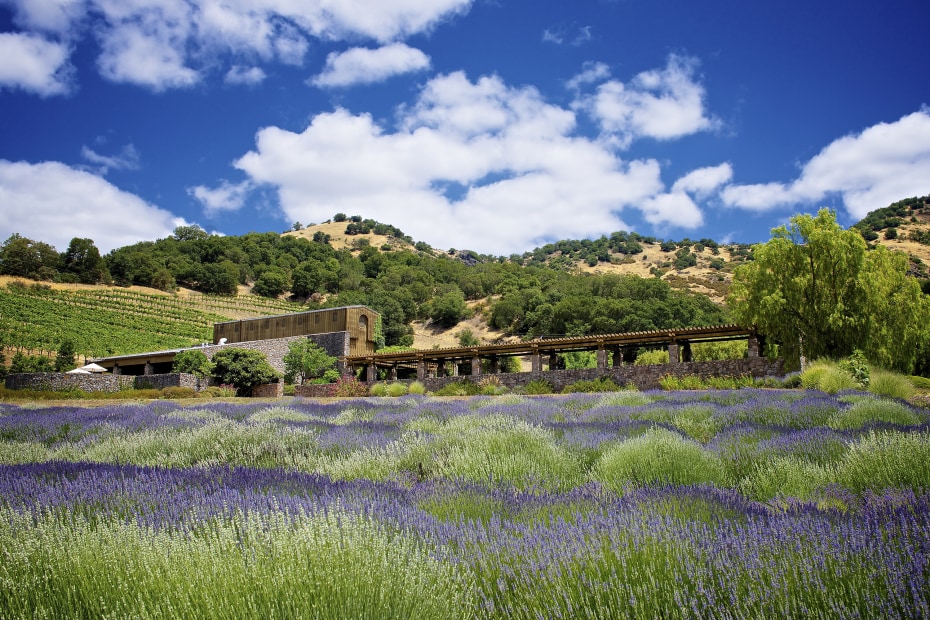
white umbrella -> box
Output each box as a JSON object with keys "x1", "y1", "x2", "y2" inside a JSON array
[
  {"x1": 66, "y1": 368, "x2": 91, "y2": 374},
  {"x1": 80, "y1": 363, "x2": 108, "y2": 373}
]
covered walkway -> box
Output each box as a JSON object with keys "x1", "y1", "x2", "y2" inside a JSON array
[{"x1": 344, "y1": 324, "x2": 761, "y2": 382}]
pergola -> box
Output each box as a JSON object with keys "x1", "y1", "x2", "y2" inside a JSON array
[{"x1": 343, "y1": 324, "x2": 760, "y2": 382}]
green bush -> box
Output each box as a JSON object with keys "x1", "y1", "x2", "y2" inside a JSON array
[
  {"x1": 827, "y1": 398, "x2": 921, "y2": 430},
  {"x1": 172, "y1": 349, "x2": 213, "y2": 378},
  {"x1": 210, "y1": 348, "x2": 280, "y2": 396},
  {"x1": 433, "y1": 381, "x2": 481, "y2": 396},
  {"x1": 160, "y1": 386, "x2": 199, "y2": 399},
  {"x1": 867, "y1": 369, "x2": 915, "y2": 399},
  {"x1": 562, "y1": 377, "x2": 620, "y2": 393},
  {"x1": 408, "y1": 381, "x2": 427, "y2": 395},
  {"x1": 591, "y1": 428, "x2": 728, "y2": 492},
  {"x1": 369, "y1": 382, "x2": 389, "y2": 397},
  {"x1": 386, "y1": 382, "x2": 408, "y2": 397},
  {"x1": 521, "y1": 379, "x2": 553, "y2": 395},
  {"x1": 838, "y1": 350, "x2": 870, "y2": 387}
]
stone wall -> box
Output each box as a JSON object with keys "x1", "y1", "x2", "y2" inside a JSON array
[
  {"x1": 252, "y1": 382, "x2": 284, "y2": 398},
  {"x1": 4, "y1": 372, "x2": 201, "y2": 393},
  {"x1": 396, "y1": 357, "x2": 783, "y2": 393},
  {"x1": 291, "y1": 357, "x2": 784, "y2": 397},
  {"x1": 198, "y1": 331, "x2": 350, "y2": 373}
]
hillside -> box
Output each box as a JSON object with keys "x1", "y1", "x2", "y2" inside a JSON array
[{"x1": 2, "y1": 195, "x2": 928, "y2": 363}]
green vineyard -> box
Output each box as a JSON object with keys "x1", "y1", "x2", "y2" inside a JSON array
[{"x1": 0, "y1": 283, "x2": 306, "y2": 359}]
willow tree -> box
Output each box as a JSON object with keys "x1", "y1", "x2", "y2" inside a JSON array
[{"x1": 728, "y1": 208, "x2": 929, "y2": 372}]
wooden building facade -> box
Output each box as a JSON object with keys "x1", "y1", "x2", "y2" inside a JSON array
[{"x1": 213, "y1": 305, "x2": 379, "y2": 357}]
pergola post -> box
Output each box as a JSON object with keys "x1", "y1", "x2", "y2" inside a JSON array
[
  {"x1": 531, "y1": 345, "x2": 541, "y2": 373},
  {"x1": 471, "y1": 355, "x2": 481, "y2": 376},
  {"x1": 416, "y1": 356, "x2": 426, "y2": 380},
  {"x1": 366, "y1": 363, "x2": 377, "y2": 383},
  {"x1": 747, "y1": 335, "x2": 760, "y2": 358},
  {"x1": 668, "y1": 342, "x2": 680, "y2": 364},
  {"x1": 596, "y1": 345, "x2": 607, "y2": 369}
]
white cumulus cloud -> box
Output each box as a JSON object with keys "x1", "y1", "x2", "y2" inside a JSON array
[
  {"x1": 721, "y1": 109, "x2": 930, "y2": 219},
  {"x1": 225, "y1": 65, "x2": 266, "y2": 86},
  {"x1": 233, "y1": 71, "x2": 706, "y2": 255},
  {"x1": 1, "y1": 0, "x2": 473, "y2": 92},
  {"x1": 574, "y1": 54, "x2": 720, "y2": 148},
  {"x1": 188, "y1": 180, "x2": 254, "y2": 216},
  {"x1": 311, "y1": 43, "x2": 430, "y2": 88},
  {"x1": 0, "y1": 32, "x2": 73, "y2": 96},
  {"x1": 0, "y1": 160, "x2": 184, "y2": 253}
]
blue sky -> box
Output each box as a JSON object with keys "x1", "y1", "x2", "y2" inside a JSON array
[{"x1": 1, "y1": 0, "x2": 929, "y2": 256}]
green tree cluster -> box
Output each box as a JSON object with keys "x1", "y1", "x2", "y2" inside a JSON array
[
  {"x1": 210, "y1": 348, "x2": 279, "y2": 396},
  {"x1": 283, "y1": 339, "x2": 337, "y2": 384},
  {"x1": 728, "y1": 209, "x2": 930, "y2": 373}
]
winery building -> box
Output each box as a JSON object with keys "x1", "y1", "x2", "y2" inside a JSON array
[{"x1": 92, "y1": 305, "x2": 380, "y2": 376}]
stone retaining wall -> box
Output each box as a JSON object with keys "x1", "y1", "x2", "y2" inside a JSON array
[
  {"x1": 415, "y1": 357, "x2": 784, "y2": 392},
  {"x1": 4, "y1": 372, "x2": 201, "y2": 393},
  {"x1": 292, "y1": 357, "x2": 784, "y2": 397}
]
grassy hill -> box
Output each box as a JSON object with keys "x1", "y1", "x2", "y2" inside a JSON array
[{"x1": 3, "y1": 196, "x2": 929, "y2": 363}]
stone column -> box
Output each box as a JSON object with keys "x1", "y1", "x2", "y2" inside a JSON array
[
  {"x1": 436, "y1": 359, "x2": 446, "y2": 377},
  {"x1": 611, "y1": 345, "x2": 623, "y2": 367},
  {"x1": 681, "y1": 341, "x2": 692, "y2": 363},
  {"x1": 471, "y1": 356, "x2": 482, "y2": 376},
  {"x1": 417, "y1": 357, "x2": 426, "y2": 380},
  {"x1": 389, "y1": 365, "x2": 398, "y2": 380},
  {"x1": 596, "y1": 347, "x2": 608, "y2": 369},
  {"x1": 668, "y1": 343, "x2": 680, "y2": 364},
  {"x1": 490, "y1": 356, "x2": 499, "y2": 374},
  {"x1": 144, "y1": 361, "x2": 154, "y2": 375},
  {"x1": 548, "y1": 353, "x2": 558, "y2": 371},
  {"x1": 531, "y1": 346, "x2": 541, "y2": 373},
  {"x1": 747, "y1": 335, "x2": 760, "y2": 358},
  {"x1": 366, "y1": 363, "x2": 377, "y2": 383}
]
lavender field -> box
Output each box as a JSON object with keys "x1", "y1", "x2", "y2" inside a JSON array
[{"x1": 1, "y1": 390, "x2": 929, "y2": 618}]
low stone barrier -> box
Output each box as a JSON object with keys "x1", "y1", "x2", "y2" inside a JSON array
[{"x1": 5, "y1": 372, "x2": 204, "y2": 393}]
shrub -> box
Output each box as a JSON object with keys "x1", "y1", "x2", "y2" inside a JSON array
[
  {"x1": 591, "y1": 428, "x2": 728, "y2": 492},
  {"x1": 521, "y1": 379, "x2": 553, "y2": 395},
  {"x1": 827, "y1": 398, "x2": 921, "y2": 430},
  {"x1": 369, "y1": 383, "x2": 389, "y2": 397},
  {"x1": 386, "y1": 382, "x2": 408, "y2": 397},
  {"x1": 910, "y1": 375, "x2": 930, "y2": 390},
  {"x1": 867, "y1": 368, "x2": 915, "y2": 400},
  {"x1": 408, "y1": 381, "x2": 427, "y2": 395},
  {"x1": 172, "y1": 350, "x2": 213, "y2": 378},
  {"x1": 159, "y1": 387, "x2": 199, "y2": 399},
  {"x1": 210, "y1": 348, "x2": 280, "y2": 396},
  {"x1": 838, "y1": 350, "x2": 870, "y2": 387},
  {"x1": 433, "y1": 381, "x2": 481, "y2": 396},
  {"x1": 818, "y1": 367, "x2": 859, "y2": 394},
  {"x1": 838, "y1": 430, "x2": 930, "y2": 493},
  {"x1": 562, "y1": 377, "x2": 620, "y2": 393},
  {"x1": 329, "y1": 375, "x2": 370, "y2": 397}
]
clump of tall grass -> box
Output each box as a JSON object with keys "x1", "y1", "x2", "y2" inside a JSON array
[
  {"x1": 800, "y1": 360, "x2": 858, "y2": 393},
  {"x1": 369, "y1": 382, "x2": 389, "y2": 397},
  {"x1": 591, "y1": 427, "x2": 728, "y2": 492},
  {"x1": 827, "y1": 398, "x2": 921, "y2": 430},
  {"x1": 0, "y1": 509, "x2": 474, "y2": 620},
  {"x1": 408, "y1": 381, "x2": 427, "y2": 395},
  {"x1": 867, "y1": 368, "x2": 915, "y2": 399}
]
